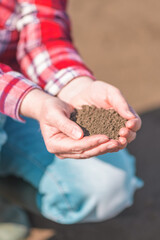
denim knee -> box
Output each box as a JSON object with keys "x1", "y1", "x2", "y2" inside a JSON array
[
  {"x1": 81, "y1": 150, "x2": 143, "y2": 222},
  {"x1": 36, "y1": 150, "x2": 143, "y2": 224}
]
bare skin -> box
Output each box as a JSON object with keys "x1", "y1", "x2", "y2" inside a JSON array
[
  {"x1": 58, "y1": 77, "x2": 141, "y2": 158},
  {"x1": 20, "y1": 77, "x2": 141, "y2": 159}
]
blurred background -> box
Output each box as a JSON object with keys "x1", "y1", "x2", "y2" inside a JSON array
[{"x1": 69, "y1": 0, "x2": 160, "y2": 113}]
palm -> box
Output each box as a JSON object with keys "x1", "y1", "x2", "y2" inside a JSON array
[
  {"x1": 40, "y1": 122, "x2": 117, "y2": 159},
  {"x1": 69, "y1": 80, "x2": 141, "y2": 146},
  {"x1": 71, "y1": 81, "x2": 120, "y2": 112}
]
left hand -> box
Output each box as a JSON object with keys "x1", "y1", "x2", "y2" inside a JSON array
[
  {"x1": 20, "y1": 89, "x2": 111, "y2": 159},
  {"x1": 58, "y1": 77, "x2": 142, "y2": 152}
]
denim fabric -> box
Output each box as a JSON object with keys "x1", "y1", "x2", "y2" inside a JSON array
[
  {"x1": 0, "y1": 116, "x2": 143, "y2": 224},
  {"x1": 0, "y1": 113, "x2": 7, "y2": 151}
]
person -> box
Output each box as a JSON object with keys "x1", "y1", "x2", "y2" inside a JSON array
[{"x1": 0, "y1": 0, "x2": 143, "y2": 239}]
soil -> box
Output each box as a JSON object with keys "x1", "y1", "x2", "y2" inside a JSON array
[{"x1": 70, "y1": 105, "x2": 127, "y2": 140}]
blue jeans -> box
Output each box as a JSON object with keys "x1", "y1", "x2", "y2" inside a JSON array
[{"x1": 0, "y1": 113, "x2": 143, "y2": 224}]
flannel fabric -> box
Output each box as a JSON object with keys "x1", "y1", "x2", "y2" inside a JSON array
[{"x1": 0, "y1": 0, "x2": 94, "y2": 120}]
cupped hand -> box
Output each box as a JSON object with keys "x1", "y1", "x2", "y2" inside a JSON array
[
  {"x1": 58, "y1": 77, "x2": 142, "y2": 150},
  {"x1": 38, "y1": 95, "x2": 120, "y2": 159},
  {"x1": 20, "y1": 89, "x2": 125, "y2": 159}
]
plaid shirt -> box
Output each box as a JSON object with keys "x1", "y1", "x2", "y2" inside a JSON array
[{"x1": 0, "y1": 0, "x2": 94, "y2": 121}]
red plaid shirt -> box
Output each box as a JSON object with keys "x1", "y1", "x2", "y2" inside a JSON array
[{"x1": 0, "y1": 0, "x2": 94, "y2": 121}]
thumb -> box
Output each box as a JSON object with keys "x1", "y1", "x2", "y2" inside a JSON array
[
  {"x1": 109, "y1": 88, "x2": 136, "y2": 119},
  {"x1": 54, "y1": 111, "x2": 84, "y2": 139}
]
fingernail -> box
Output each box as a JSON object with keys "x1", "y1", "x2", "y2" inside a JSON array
[
  {"x1": 72, "y1": 129, "x2": 82, "y2": 139},
  {"x1": 127, "y1": 111, "x2": 135, "y2": 118},
  {"x1": 119, "y1": 138, "x2": 127, "y2": 145}
]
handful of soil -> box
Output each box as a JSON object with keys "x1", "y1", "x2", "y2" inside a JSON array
[{"x1": 70, "y1": 105, "x2": 127, "y2": 140}]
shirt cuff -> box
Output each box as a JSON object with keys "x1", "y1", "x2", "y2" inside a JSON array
[
  {"x1": 0, "y1": 71, "x2": 41, "y2": 121},
  {"x1": 44, "y1": 66, "x2": 96, "y2": 95}
]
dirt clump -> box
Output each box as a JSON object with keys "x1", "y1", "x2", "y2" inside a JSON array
[{"x1": 70, "y1": 105, "x2": 127, "y2": 140}]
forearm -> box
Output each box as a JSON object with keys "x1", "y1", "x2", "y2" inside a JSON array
[
  {"x1": 19, "y1": 89, "x2": 51, "y2": 121},
  {"x1": 57, "y1": 76, "x2": 94, "y2": 103}
]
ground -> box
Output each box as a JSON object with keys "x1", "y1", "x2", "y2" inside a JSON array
[{"x1": 23, "y1": 0, "x2": 160, "y2": 239}]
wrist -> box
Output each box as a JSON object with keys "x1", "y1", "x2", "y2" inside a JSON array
[
  {"x1": 57, "y1": 76, "x2": 94, "y2": 103},
  {"x1": 19, "y1": 89, "x2": 51, "y2": 120}
]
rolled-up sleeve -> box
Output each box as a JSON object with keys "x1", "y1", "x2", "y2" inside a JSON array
[
  {"x1": 0, "y1": 63, "x2": 40, "y2": 121},
  {"x1": 16, "y1": 0, "x2": 95, "y2": 96}
]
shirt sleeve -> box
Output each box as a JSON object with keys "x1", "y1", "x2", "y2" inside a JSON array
[
  {"x1": 16, "y1": 0, "x2": 95, "y2": 95},
  {"x1": 0, "y1": 63, "x2": 40, "y2": 121}
]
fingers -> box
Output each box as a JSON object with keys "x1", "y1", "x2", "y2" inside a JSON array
[
  {"x1": 53, "y1": 110, "x2": 84, "y2": 140},
  {"x1": 119, "y1": 127, "x2": 137, "y2": 144},
  {"x1": 55, "y1": 139, "x2": 121, "y2": 159},
  {"x1": 106, "y1": 85, "x2": 141, "y2": 125},
  {"x1": 48, "y1": 134, "x2": 109, "y2": 154},
  {"x1": 44, "y1": 127, "x2": 129, "y2": 159},
  {"x1": 91, "y1": 82, "x2": 139, "y2": 122},
  {"x1": 107, "y1": 87, "x2": 135, "y2": 119},
  {"x1": 41, "y1": 97, "x2": 83, "y2": 140},
  {"x1": 126, "y1": 118, "x2": 142, "y2": 132},
  {"x1": 118, "y1": 137, "x2": 127, "y2": 148},
  {"x1": 119, "y1": 118, "x2": 141, "y2": 143}
]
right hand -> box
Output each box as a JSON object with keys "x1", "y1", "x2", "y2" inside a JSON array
[
  {"x1": 58, "y1": 78, "x2": 142, "y2": 148},
  {"x1": 38, "y1": 94, "x2": 113, "y2": 159}
]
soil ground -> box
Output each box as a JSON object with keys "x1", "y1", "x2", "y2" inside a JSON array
[{"x1": 24, "y1": 0, "x2": 160, "y2": 239}]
